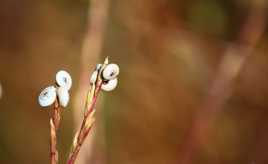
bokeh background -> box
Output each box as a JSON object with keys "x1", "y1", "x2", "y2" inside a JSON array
[{"x1": 0, "y1": 0, "x2": 268, "y2": 164}]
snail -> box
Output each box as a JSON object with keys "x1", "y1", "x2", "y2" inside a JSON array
[
  {"x1": 38, "y1": 70, "x2": 72, "y2": 108},
  {"x1": 56, "y1": 70, "x2": 72, "y2": 90},
  {"x1": 38, "y1": 86, "x2": 57, "y2": 107},
  {"x1": 90, "y1": 71, "x2": 98, "y2": 85},
  {"x1": 101, "y1": 78, "x2": 118, "y2": 91},
  {"x1": 102, "y1": 64, "x2": 119, "y2": 80},
  {"x1": 57, "y1": 86, "x2": 70, "y2": 107},
  {"x1": 96, "y1": 64, "x2": 102, "y2": 71}
]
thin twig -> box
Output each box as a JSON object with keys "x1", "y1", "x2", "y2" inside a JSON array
[
  {"x1": 179, "y1": 2, "x2": 267, "y2": 164},
  {"x1": 68, "y1": 59, "x2": 108, "y2": 164},
  {"x1": 50, "y1": 99, "x2": 61, "y2": 164},
  {"x1": 73, "y1": 0, "x2": 110, "y2": 163},
  {"x1": 67, "y1": 84, "x2": 101, "y2": 164}
]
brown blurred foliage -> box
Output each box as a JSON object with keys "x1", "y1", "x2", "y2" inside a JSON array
[{"x1": 0, "y1": 0, "x2": 268, "y2": 164}]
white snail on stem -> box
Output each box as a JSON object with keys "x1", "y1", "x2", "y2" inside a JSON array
[
  {"x1": 56, "y1": 70, "x2": 72, "y2": 90},
  {"x1": 101, "y1": 78, "x2": 118, "y2": 91},
  {"x1": 38, "y1": 70, "x2": 73, "y2": 164},
  {"x1": 90, "y1": 71, "x2": 98, "y2": 85},
  {"x1": 38, "y1": 86, "x2": 57, "y2": 107},
  {"x1": 57, "y1": 86, "x2": 70, "y2": 107},
  {"x1": 67, "y1": 57, "x2": 120, "y2": 164},
  {"x1": 96, "y1": 64, "x2": 102, "y2": 71},
  {"x1": 102, "y1": 64, "x2": 120, "y2": 80},
  {"x1": 38, "y1": 70, "x2": 72, "y2": 108}
]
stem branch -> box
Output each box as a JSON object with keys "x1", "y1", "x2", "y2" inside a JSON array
[
  {"x1": 67, "y1": 81, "x2": 103, "y2": 164},
  {"x1": 50, "y1": 100, "x2": 61, "y2": 164}
]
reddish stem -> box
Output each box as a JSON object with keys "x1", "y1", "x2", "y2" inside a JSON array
[
  {"x1": 50, "y1": 100, "x2": 61, "y2": 164},
  {"x1": 67, "y1": 82, "x2": 102, "y2": 164}
]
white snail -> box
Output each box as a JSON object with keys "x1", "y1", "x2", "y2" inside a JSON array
[
  {"x1": 101, "y1": 78, "x2": 118, "y2": 91},
  {"x1": 57, "y1": 86, "x2": 70, "y2": 107},
  {"x1": 102, "y1": 64, "x2": 119, "y2": 80},
  {"x1": 90, "y1": 71, "x2": 98, "y2": 85},
  {"x1": 38, "y1": 86, "x2": 57, "y2": 107},
  {"x1": 56, "y1": 70, "x2": 72, "y2": 90},
  {"x1": 96, "y1": 64, "x2": 102, "y2": 71}
]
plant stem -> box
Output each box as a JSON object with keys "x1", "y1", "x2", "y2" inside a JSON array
[
  {"x1": 50, "y1": 99, "x2": 61, "y2": 164},
  {"x1": 73, "y1": 0, "x2": 110, "y2": 162},
  {"x1": 67, "y1": 81, "x2": 103, "y2": 164}
]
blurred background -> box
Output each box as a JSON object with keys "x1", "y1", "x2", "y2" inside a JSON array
[{"x1": 0, "y1": 0, "x2": 268, "y2": 164}]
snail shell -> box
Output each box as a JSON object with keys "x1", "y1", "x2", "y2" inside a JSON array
[
  {"x1": 101, "y1": 78, "x2": 118, "y2": 91},
  {"x1": 90, "y1": 71, "x2": 98, "y2": 85},
  {"x1": 57, "y1": 86, "x2": 70, "y2": 107},
  {"x1": 96, "y1": 64, "x2": 102, "y2": 71},
  {"x1": 38, "y1": 86, "x2": 57, "y2": 107},
  {"x1": 102, "y1": 64, "x2": 119, "y2": 80},
  {"x1": 56, "y1": 70, "x2": 72, "y2": 90}
]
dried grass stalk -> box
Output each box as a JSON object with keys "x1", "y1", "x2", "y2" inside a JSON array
[
  {"x1": 50, "y1": 100, "x2": 61, "y2": 164},
  {"x1": 67, "y1": 58, "x2": 108, "y2": 164}
]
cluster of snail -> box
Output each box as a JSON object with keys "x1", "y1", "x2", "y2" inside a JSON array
[
  {"x1": 90, "y1": 63, "x2": 120, "y2": 91},
  {"x1": 38, "y1": 63, "x2": 120, "y2": 108},
  {"x1": 38, "y1": 70, "x2": 72, "y2": 107}
]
